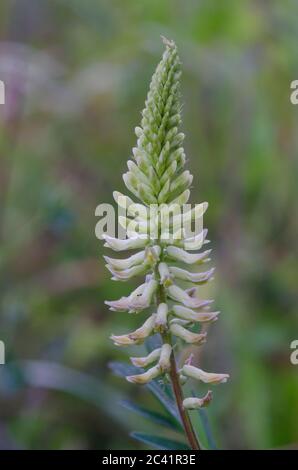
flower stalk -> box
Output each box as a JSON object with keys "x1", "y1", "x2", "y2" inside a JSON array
[{"x1": 103, "y1": 37, "x2": 229, "y2": 450}]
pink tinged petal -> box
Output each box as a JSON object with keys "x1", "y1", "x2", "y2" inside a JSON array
[
  {"x1": 126, "y1": 364, "x2": 161, "y2": 384},
  {"x1": 183, "y1": 391, "x2": 213, "y2": 410},
  {"x1": 170, "y1": 323, "x2": 207, "y2": 344},
  {"x1": 183, "y1": 364, "x2": 230, "y2": 384},
  {"x1": 169, "y1": 266, "x2": 215, "y2": 284},
  {"x1": 130, "y1": 348, "x2": 161, "y2": 368},
  {"x1": 103, "y1": 234, "x2": 148, "y2": 251},
  {"x1": 172, "y1": 305, "x2": 219, "y2": 323},
  {"x1": 166, "y1": 246, "x2": 212, "y2": 265}
]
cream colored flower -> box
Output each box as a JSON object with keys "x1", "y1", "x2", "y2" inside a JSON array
[
  {"x1": 111, "y1": 314, "x2": 156, "y2": 346},
  {"x1": 183, "y1": 364, "x2": 229, "y2": 384},
  {"x1": 169, "y1": 267, "x2": 215, "y2": 284},
  {"x1": 130, "y1": 347, "x2": 161, "y2": 368},
  {"x1": 170, "y1": 323, "x2": 207, "y2": 344},
  {"x1": 167, "y1": 284, "x2": 212, "y2": 309},
  {"x1": 158, "y1": 262, "x2": 173, "y2": 287},
  {"x1": 103, "y1": 234, "x2": 148, "y2": 251},
  {"x1": 172, "y1": 305, "x2": 219, "y2": 323},
  {"x1": 155, "y1": 303, "x2": 169, "y2": 333},
  {"x1": 158, "y1": 344, "x2": 172, "y2": 372},
  {"x1": 105, "y1": 279, "x2": 157, "y2": 312},
  {"x1": 126, "y1": 365, "x2": 161, "y2": 384},
  {"x1": 166, "y1": 246, "x2": 212, "y2": 265},
  {"x1": 183, "y1": 391, "x2": 213, "y2": 409}
]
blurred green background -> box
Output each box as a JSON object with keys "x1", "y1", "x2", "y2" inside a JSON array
[{"x1": 0, "y1": 0, "x2": 297, "y2": 450}]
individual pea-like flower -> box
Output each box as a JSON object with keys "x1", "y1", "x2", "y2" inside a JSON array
[
  {"x1": 182, "y1": 365, "x2": 230, "y2": 384},
  {"x1": 183, "y1": 391, "x2": 213, "y2": 410},
  {"x1": 102, "y1": 37, "x2": 229, "y2": 447},
  {"x1": 105, "y1": 279, "x2": 157, "y2": 313}
]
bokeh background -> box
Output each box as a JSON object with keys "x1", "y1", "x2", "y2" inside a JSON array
[{"x1": 0, "y1": 0, "x2": 297, "y2": 450}]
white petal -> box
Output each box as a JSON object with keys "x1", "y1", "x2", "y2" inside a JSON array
[
  {"x1": 130, "y1": 348, "x2": 161, "y2": 367},
  {"x1": 106, "y1": 262, "x2": 149, "y2": 281},
  {"x1": 126, "y1": 365, "x2": 161, "y2": 384},
  {"x1": 158, "y1": 344, "x2": 172, "y2": 372},
  {"x1": 183, "y1": 391, "x2": 213, "y2": 409},
  {"x1": 104, "y1": 250, "x2": 146, "y2": 270},
  {"x1": 183, "y1": 365, "x2": 230, "y2": 384},
  {"x1": 172, "y1": 305, "x2": 219, "y2": 323},
  {"x1": 166, "y1": 246, "x2": 212, "y2": 264},
  {"x1": 103, "y1": 234, "x2": 148, "y2": 251},
  {"x1": 158, "y1": 262, "x2": 172, "y2": 287},
  {"x1": 167, "y1": 284, "x2": 212, "y2": 309},
  {"x1": 183, "y1": 228, "x2": 209, "y2": 251},
  {"x1": 169, "y1": 267, "x2": 215, "y2": 284},
  {"x1": 155, "y1": 303, "x2": 169, "y2": 333},
  {"x1": 170, "y1": 323, "x2": 207, "y2": 344}
]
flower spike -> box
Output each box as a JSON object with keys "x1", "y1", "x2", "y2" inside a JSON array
[{"x1": 102, "y1": 37, "x2": 229, "y2": 450}]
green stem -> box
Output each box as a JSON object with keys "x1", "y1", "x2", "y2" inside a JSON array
[{"x1": 156, "y1": 280, "x2": 201, "y2": 450}]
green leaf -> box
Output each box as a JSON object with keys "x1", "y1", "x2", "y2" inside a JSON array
[
  {"x1": 131, "y1": 432, "x2": 190, "y2": 450},
  {"x1": 198, "y1": 408, "x2": 217, "y2": 450},
  {"x1": 109, "y1": 361, "x2": 182, "y2": 426},
  {"x1": 0, "y1": 361, "x2": 132, "y2": 430},
  {"x1": 146, "y1": 380, "x2": 181, "y2": 425},
  {"x1": 120, "y1": 399, "x2": 180, "y2": 431}
]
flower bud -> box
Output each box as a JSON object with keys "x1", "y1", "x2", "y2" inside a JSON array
[
  {"x1": 138, "y1": 183, "x2": 158, "y2": 205},
  {"x1": 171, "y1": 189, "x2": 190, "y2": 206}
]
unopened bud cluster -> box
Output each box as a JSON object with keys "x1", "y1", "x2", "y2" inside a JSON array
[{"x1": 104, "y1": 37, "x2": 229, "y2": 411}]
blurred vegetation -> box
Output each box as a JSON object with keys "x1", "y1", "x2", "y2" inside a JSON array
[{"x1": 0, "y1": 0, "x2": 297, "y2": 449}]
